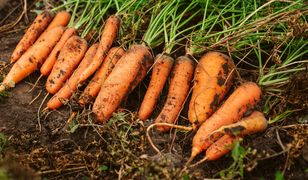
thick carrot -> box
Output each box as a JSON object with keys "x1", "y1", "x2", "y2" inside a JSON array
[
  {"x1": 40, "y1": 28, "x2": 77, "y2": 76},
  {"x1": 138, "y1": 54, "x2": 174, "y2": 120},
  {"x1": 10, "y1": 11, "x2": 54, "y2": 63},
  {"x1": 191, "y1": 82, "x2": 262, "y2": 158},
  {"x1": 0, "y1": 26, "x2": 65, "y2": 92},
  {"x1": 79, "y1": 47, "x2": 125, "y2": 105},
  {"x1": 92, "y1": 44, "x2": 153, "y2": 122},
  {"x1": 155, "y1": 55, "x2": 195, "y2": 132},
  {"x1": 46, "y1": 36, "x2": 88, "y2": 94},
  {"x1": 47, "y1": 43, "x2": 98, "y2": 109},
  {"x1": 188, "y1": 52, "x2": 234, "y2": 129},
  {"x1": 45, "y1": 11, "x2": 71, "y2": 32},
  {"x1": 78, "y1": 15, "x2": 121, "y2": 83}
]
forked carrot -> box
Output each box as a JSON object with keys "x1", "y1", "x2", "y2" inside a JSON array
[
  {"x1": 92, "y1": 44, "x2": 153, "y2": 122},
  {"x1": 46, "y1": 35, "x2": 88, "y2": 94},
  {"x1": 10, "y1": 11, "x2": 54, "y2": 63},
  {"x1": 191, "y1": 82, "x2": 262, "y2": 159},
  {"x1": 155, "y1": 55, "x2": 194, "y2": 132},
  {"x1": 79, "y1": 47, "x2": 125, "y2": 105},
  {"x1": 0, "y1": 26, "x2": 65, "y2": 92},
  {"x1": 47, "y1": 43, "x2": 99, "y2": 109},
  {"x1": 188, "y1": 52, "x2": 234, "y2": 129},
  {"x1": 138, "y1": 54, "x2": 174, "y2": 120}
]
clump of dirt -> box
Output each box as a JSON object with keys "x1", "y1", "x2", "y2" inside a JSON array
[{"x1": 286, "y1": 71, "x2": 308, "y2": 110}]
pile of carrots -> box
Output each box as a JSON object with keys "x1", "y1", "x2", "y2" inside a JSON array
[{"x1": 0, "y1": 9, "x2": 268, "y2": 165}]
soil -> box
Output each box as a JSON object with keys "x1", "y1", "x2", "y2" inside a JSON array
[{"x1": 0, "y1": 1, "x2": 307, "y2": 179}]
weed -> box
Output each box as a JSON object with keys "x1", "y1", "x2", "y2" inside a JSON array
[{"x1": 0, "y1": 133, "x2": 8, "y2": 156}]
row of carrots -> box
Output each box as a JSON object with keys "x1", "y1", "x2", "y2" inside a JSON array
[{"x1": 0, "y1": 10, "x2": 267, "y2": 164}]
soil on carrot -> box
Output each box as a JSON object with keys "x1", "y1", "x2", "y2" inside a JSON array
[{"x1": 0, "y1": 1, "x2": 307, "y2": 179}]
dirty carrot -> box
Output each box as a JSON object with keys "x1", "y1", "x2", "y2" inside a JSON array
[
  {"x1": 79, "y1": 47, "x2": 125, "y2": 105},
  {"x1": 188, "y1": 51, "x2": 234, "y2": 129},
  {"x1": 191, "y1": 82, "x2": 262, "y2": 159},
  {"x1": 138, "y1": 54, "x2": 174, "y2": 120},
  {"x1": 92, "y1": 44, "x2": 153, "y2": 122},
  {"x1": 0, "y1": 26, "x2": 65, "y2": 92},
  {"x1": 155, "y1": 55, "x2": 194, "y2": 132},
  {"x1": 46, "y1": 35, "x2": 88, "y2": 94},
  {"x1": 40, "y1": 27, "x2": 77, "y2": 76},
  {"x1": 10, "y1": 11, "x2": 54, "y2": 63},
  {"x1": 78, "y1": 15, "x2": 121, "y2": 83},
  {"x1": 47, "y1": 43, "x2": 98, "y2": 109},
  {"x1": 45, "y1": 11, "x2": 71, "y2": 32}
]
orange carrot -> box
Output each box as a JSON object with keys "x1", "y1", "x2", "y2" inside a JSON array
[
  {"x1": 40, "y1": 27, "x2": 77, "y2": 76},
  {"x1": 47, "y1": 43, "x2": 98, "y2": 109},
  {"x1": 46, "y1": 36, "x2": 88, "y2": 94},
  {"x1": 138, "y1": 54, "x2": 174, "y2": 120},
  {"x1": 10, "y1": 11, "x2": 54, "y2": 63},
  {"x1": 44, "y1": 11, "x2": 71, "y2": 32},
  {"x1": 79, "y1": 47, "x2": 125, "y2": 105},
  {"x1": 78, "y1": 15, "x2": 121, "y2": 83},
  {"x1": 155, "y1": 55, "x2": 195, "y2": 132},
  {"x1": 0, "y1": 26, "x2": 65, "y2": 91},
  {"x1": 92, "y1": 44, "x2": 153, "y2": 122},
  {"x1": 188, "y1": 52, "x2": 234, "y2": 129},
  {"x1": 191, "y1": 82, "x2": 262, "y2": 159}
]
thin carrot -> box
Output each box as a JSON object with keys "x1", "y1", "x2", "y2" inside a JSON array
[
  {"x1": 0, "y1": 26, "x2": 65, "y2": 91},
  {"x1": 138, "y1": 54, "x2": 174, "y2": 120},
  {"x1": 10, "y1": 11, "x2": 54, "y2": 63},
  {"x1": 188, "y1": 52, "x2": 234, "y2": 129},
  {"x1": 46, "y1": 35, "x2": 88, "y2": 94},
  {"x1": 40, "y1": 27, "x2": 77, "y2": 76},
  {"x1": 92, "y1": 44, "x2": 153, "y2": 122},
  {"x1": 78, "y1": 15, "x2": 121, "y2": 83},
  {"x1": 47, "y1": 43, "x2": 98, "y2": 109},
  {"x1": 191, "y1": 82, "x2": 262, "y2": 159},
  {"x1": 155, "y1": 55, "x2": 195, "y2": 132},
  {"x1": 79, "y1": 47, "x2": 125, "y2": 105}
]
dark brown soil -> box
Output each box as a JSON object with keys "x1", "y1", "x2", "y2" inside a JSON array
[{"x1": 0, "y1": 0, "x2": 307, "y2": 179}]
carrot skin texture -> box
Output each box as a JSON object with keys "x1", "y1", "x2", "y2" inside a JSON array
[
  {"x1": 46, "y1": 36, "x2": 88, "y2": 94},
  {"x1": 47, "y1": 43, "x2": 98, "y2": 109},
  {"x1": 93, "y1": 44, "x2": 153, "y2": 122},
  {"x1": 138, "y1": 54, "x2": 174, "y2": 120},
  {"x1": 191, "y1": 82, "x2": 262, "y2": 158},
  {"x1": 155, "y1": 55, "x2": 195, "y2": 132},
  {"x1": 10, "y1": 11, "x2": 54, "y2": 63},
  {"x1": 205, "y1": 135, "x2": 238, "y2": 161},
  {"x1": 79, "y1": 47, "x2": 125, "y2": 105},
  {"x1": 78, "y1": 15, "x2": 121, "y2": 83},
  {"x1": 0, "y1": 26, "x2": 65, "y2": 91},
  {"x1": 45, "y1": 11, "x2": 71, "y2": 31},
  {"x1": 188, "y1": 52, "x2": 234, "y2": 128},
  {"x1": 40, "y1": 27, "x2": 77, "y2": 76}
]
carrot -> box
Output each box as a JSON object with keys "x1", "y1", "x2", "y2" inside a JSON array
[
  {"x1": 78, "y1": 15, "x2": 121, "y2": 83},
  {"x1": 155, "y1": 55, "x2": 195, "y2": 132},
  {"x1": 138, "y1": 54, "x2": 174, "y2": 120},
  {"x1": 188, "y1": 52, "x2": 234, "y2": 129},
  {"x1": 10, "y1": 11, "x2": 54, "y2": 63},
  {"x1": 191, "y1": 82, "x2": 262, "y2": 159},
  {"x1": 44, "y1": 11, "x2": 71, "y2": 32},
  {"x1": 92, "y1": 44, "x2": 153, "y2": 122},
  {"x1": 47, "y1": 43, "x2": 98, "y2": 109},
  {"x1": 40, "y1": 27, "x2": 77, "y2": 76},
  {"x1": 79, "y1": 47, "x2": 125, "y2": 105},
  {"x1": 46, "y1": 35, "x2": 88, "y2": 94}
]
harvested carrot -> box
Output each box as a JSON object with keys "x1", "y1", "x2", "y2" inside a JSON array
[
  {"x1": 10, "y1": 11, "x2": 54, "y2": 63},
  {"x1": 79, "y1": 47, "x2": 125, "y2": 105},
  {"x1": 92, "y1": 44, "x2": 153, "y2": 122},
  {"x1": 47, "y1": 43, "x2": 98, "y2": 109},
  {"x1": 188, "y1": 52, "x2": 234, "y2": 129},
  {"x1": 45, "y1": 11, "x2": 71, "y2": 32},
  {"x1": 40, "y1": 28, "x2": 77, "y2": 76},
  {"x1": 191, "y1": 82, "x2": 262, "y2": 159},
  {"x1": 0, "y1": 26, "x2": 64, "y2": 92},
  {"x1": 138, "y1": 54, "x2": 174, "y2": 120},
  {"x1": 155, "y1": 55, "x2": 194, "y2": 132},
  {"x1": 46, "y1": 35, "x2": 88, "y2": 94},
  {"x1": 78, "y1": 15, "x2": 121, "y2": 83}
]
